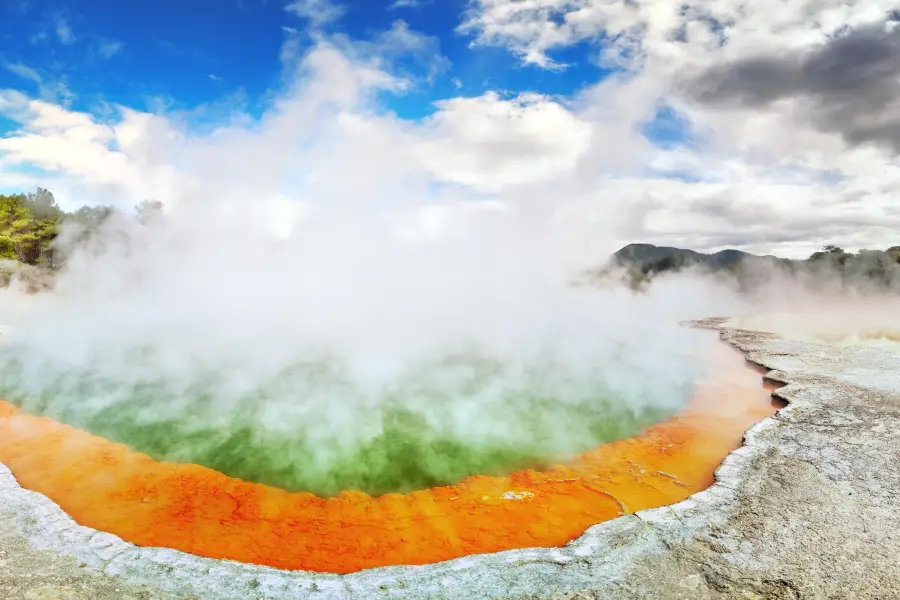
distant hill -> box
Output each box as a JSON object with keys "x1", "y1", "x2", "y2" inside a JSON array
[
  {"x1": 612, "y1": 244, "x2": 759, "y2": 269},
  {"x1": 597, "y1": 243, "x2": 900, "y2": 292},
  {"x1": 609, "y1": 243, "x2": 787, "y2": 277}
]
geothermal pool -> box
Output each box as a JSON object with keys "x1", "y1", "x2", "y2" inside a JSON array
[
  {"x1": 0, "y1": 337, "x2": 775, "y2": 574},
  {"x1": 0, "y1": 353, "x2": 674, "y2": 497}
]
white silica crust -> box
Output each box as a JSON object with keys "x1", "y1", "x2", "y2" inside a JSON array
[{"x1": 3, "y1": 319, "x2": 900, "y2": 599}]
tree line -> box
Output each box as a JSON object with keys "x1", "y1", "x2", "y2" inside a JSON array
[
  {"x1": 0, "y1": 188, "x2": 162, "y2": 269},
  {"x1": 598, "y1": 242, "x2": 900, "y2": 293},
  {"x1": 4, "y1": 187, "x2": 898, "y2": 295}
]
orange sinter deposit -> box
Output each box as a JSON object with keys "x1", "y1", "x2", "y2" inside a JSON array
[{"x1": 0, "y1": 346, "x2": 777, "y2": 574}]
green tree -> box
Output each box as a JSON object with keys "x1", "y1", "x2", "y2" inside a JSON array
[
  {"x1": 25, "y1": 187, "x2": 63, "y2": 220},
  {"x1": 0, "y1": 190, "x2": 59, "y2": 266},
  {"x1": 0, "y1": 193, "x2": 30, "y2": 228},
  {"x1": 134, "y1": 199, "x2": 164, "y2": 225}
]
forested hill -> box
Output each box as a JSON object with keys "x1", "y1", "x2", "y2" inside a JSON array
[
  {"x1": 612, "y1": 243, "x2": 769, "y2": 270},
  {"x1": 604, "y1": 242, "x2": 900, "y2": 290}
]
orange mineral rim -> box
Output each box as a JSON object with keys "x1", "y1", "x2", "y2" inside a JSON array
[{"x1": 0, "y1": 346, "x2": 777, "y2": 574}]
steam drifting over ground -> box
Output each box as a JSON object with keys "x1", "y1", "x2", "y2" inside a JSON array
[{"x1": 727, "y1": 304, "x2": 900, "y2": 352}]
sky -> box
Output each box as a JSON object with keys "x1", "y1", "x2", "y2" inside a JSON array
[{"x1": 1, "y1": 0, "x2": 899, "y2": 257}]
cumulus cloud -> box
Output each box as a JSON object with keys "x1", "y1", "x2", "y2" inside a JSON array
[
  {"x1": 456, "y1": 0, "x2": 900, "y2": 254},
  {"x1": 97, "y1": 39, "x2": 124, "y2": 59},
  {"x1": 334, "y1": 19, "x2": 451, "y2": 84},
  {"x1": 3, "y1": 63, "x2": 76, "y2": 107},
  {"x1": 688, "y1": 20, "x2": 900, "y2": 153},
  {"x1": 460, "y1": 0, "x2": 898, "y2": 70},
  {"x1": 54, "y1": 15, "x2": 75, "y2": 45},
  {"x1": 1, "y1": 2, "x2": 900, "y2": 256},
  {"x1": 285, "y1": 0, "x2": 346, "y2": 27},
  {"x1": 388, "y1": 0, "x2": 422, "y2": 9},
  {"x1": 4, "y1": 63, "x2": 42, "y2": 85},
  {"x1": 416, "y1": 92, "x2": 591, "y2": 191}
]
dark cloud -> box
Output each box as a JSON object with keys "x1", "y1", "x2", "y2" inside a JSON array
[{"x1": 687, "y1": 20, "x2": 900, "y2": 152}]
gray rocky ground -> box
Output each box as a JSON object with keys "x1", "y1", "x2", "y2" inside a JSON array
[{"x1": 1, "y1": 320, "x2": 899, "y2": 599}]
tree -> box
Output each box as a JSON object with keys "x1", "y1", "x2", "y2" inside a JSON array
[
  {"x1": 25, "y1": 187, "x2": 63, "y2": 220},
  {"x1": 885, "y1": 246, "x2": 900, "y2": 263},
  {"x1": 134, "y1": 199, "x2": 164, "y2": 225},
  {"x1": 0, "y1": 191, "x2": 59, "y2": 266},
  {"x1": 67, "y1": 204, "x2": 116, "y2": 227},
  {"x1": 809, "y1": 245, "x2": 845, "y2": 261},
  {"x1": 0, "y1": 193, "x2": 30, "y2": 228},
  {"x1": 57, "y1": 205, "x2": 118, "y2": 254}
]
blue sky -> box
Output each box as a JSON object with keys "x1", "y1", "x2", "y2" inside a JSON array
[
  {"x1": 0, "y1": 0, "x2": 890, "y2": 257},
  {"x1": 0, "y1": 0, "x2": 612, "y2": 122}
]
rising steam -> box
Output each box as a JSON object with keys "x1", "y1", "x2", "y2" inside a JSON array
[
  {"x1": 0, "y1": 45, "x2": 753, "y2": 497},
  {"x1": 0, "y1": 200, "x2": 745, "y2": 495}
]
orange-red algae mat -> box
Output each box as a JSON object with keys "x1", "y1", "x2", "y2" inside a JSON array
[{"x1": 0, "y1": 347, "x2": 777, "y2": 574}]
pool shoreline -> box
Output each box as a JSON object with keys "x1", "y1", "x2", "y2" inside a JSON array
[{"x1": 3, "y1": 319, "x2": 899, "y2": 598}]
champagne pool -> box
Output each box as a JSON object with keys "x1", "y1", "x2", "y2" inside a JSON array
[{"x1": 0, "y1": 334, "x2": 776, "y2": 573}]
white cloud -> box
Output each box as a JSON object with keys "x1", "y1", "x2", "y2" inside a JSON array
[
  {"x1": 448, "y1": 0, "x2": 900, "y2": 254},
  {"x1": 459, "y1": 0, "x2": 898, "y2": 70},
  {"x1": 388, "y1": 0, "x2": 421, "y2": 9},
  {"x1": 417, "y1": 92, "x2": 592, "y2": 191},
  {"x1": 5, "y1": 63, "x2": 42, "y2": 85},
  {"x1": 29, "y1": 30, "x2": 49, "y2": 44},
  {"x1": 337, "y1": 20, "x2": 451, "y2": 83},
  {"x1": 54, "y1": 15, "x2": 75, "y2": 45},
  {"x1": 208, "y1": 74, "x2": 224, "y2": 83},
  {"x1": 284, "y1": 0, "x2": 346, "y2": 27},
  {"x1": 1, "y1": 5, "x2": 899, "y2": 257},
  {"x1": 3, "y1": 63, "x2": 76, "y2": 107},
  {"x1": 97, "y1": 39, "x2": 124, "y2": 58}
]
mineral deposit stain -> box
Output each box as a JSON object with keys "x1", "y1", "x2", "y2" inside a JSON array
[{"x1": 0, "y1": 348, "x2": 775, "y2": 574}]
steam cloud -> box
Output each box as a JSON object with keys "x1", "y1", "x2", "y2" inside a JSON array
[
  {"x1": 0, "y1": 44, "x2": 753, "y2": 497},
  {"x1": 0, "y1": 198, "x2": 746, "y2": 494}
]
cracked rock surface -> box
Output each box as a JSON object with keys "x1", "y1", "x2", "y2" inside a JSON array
[{"x1": 2, "y1": 320, "x2": 900, "y2": 599}]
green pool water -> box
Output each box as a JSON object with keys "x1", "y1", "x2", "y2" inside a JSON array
[{"x1": 0, "y1": 350, "x2": 683, "y2": 497}]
